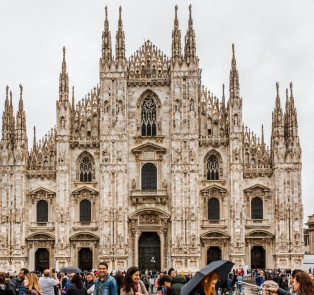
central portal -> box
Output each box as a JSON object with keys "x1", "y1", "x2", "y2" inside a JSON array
[
  {"x1": 138, "y1": 232, "x2": 161, "y2": 271},
  {"x1": 78, "y1": 248, "x2": 93, "y2": 271}
]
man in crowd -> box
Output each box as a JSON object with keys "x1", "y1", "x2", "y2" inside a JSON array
[
  {"x1": 84, "y1": 273, "x2": 95, "y2": 295},
  {"x1": 39, "y1": 269, "x2": 59, "y2": 295},
  {"x1": 16, "y1": 268, "x2": 29, "y2": 295},
  {"x1": 255, "y1": 270, "x2": 264, "y2": 287},
  {"x1": 62, "y1": 273, "x2": 75, "y2": 295},
  {"x1": 94, "y1": 262, "x2": 117, "y2": 295},
  {"x1": 168, "y1": 269, "x2": 176, "y2": 279}
]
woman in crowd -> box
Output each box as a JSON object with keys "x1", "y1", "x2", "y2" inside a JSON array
[
  {"x1": 120, "y1": 267, "x2": 148, "y2": 295},
  {"x1": 24, "y1": 273, "x2": 41, "y2": 295},
  {"x1": 266, "y1": 271, "x2": 314, "y2": 295},
  {"x1": 190, "y1": 270, "x2": 219, "y2": 295},
  {"x1": 0, "y1": 272, "x2": 16, "y2": 295},
  {"x1": 66, "y1": 274, "x2": 87, "y2": 295}
]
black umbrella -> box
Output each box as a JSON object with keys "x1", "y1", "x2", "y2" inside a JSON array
[
  {"x1": 59, "y1": 266, "x2": 82, "y2": 274},
  {"x1": 180, "y1": 260, "x2": 234, "y2": 295}
]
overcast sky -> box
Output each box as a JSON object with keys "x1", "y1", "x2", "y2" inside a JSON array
[{"x1": 0, "y1": 0, "x2": 313, "y2": 224}]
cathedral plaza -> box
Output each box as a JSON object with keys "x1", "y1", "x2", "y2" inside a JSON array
[{"x1": 0, "y1": 4, "x2": 304, "y2": 273}]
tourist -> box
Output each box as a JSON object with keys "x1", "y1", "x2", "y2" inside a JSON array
[
  {"x1": 185, "y1": 272, "x2": 193, "y2": 283},
  {"x1": 279, "y1": 274, "x2": 289, "y2": 291},
  {"x1": 169, "y1": 274, "x2": 185, "y2": 295},
  {"x1": 16, "y1": 268, "x2": 29, "y2": 295},
  {"x1": 24, "y1": 273, "x2": 41, "y2": 295},
  {"x1": 190, "y1": 270, "x2": 219, "y2": 295},
  {"x1": 266, "y1": 272, "x2": 314, "y2": 295},
  {"x1": 226, "y1": 273, "x2": 235, "y2": 295},
  {"x1": 84, "y1": 273, "x2": 95, "y2": 295},
  {"x1": 255, "y1": 270, "x2": 264, "y2": 287},
  {"x1": 142, "y1": 276, "x2": 149, "y2": 293},
  {"x1": 157, "y1": 275, "x2": 172, "y2": 295},
  {"x1": 236, "y1": 274, "x2": 243, "y2": 294},
  {"x1": 149, "y1": 277, "x2": 154, "y2": 294},
  {"x1": 113, "y1": 273, "x2": 124, "y2": 295},
  {"x1": 93, "y1": 262, "x2": 117, "y2": 295},
  {"x1": 66, "y1": 274, "x2": 86, "y2": 295},
  {"x1": 120, "y1": 267, "x2": 148, "y2": 295},
  {"x1": 0, "y1": 272, "x2": 15, "y2": 295},
  {"x1": 63, "y1": 273, "x2": 75, "y2": 295},
  {"x1": 38, "y1": 270, "x2": 59, "y2": 295},
  {"x1": 167, "y1": 269, "x2": 176, "y2": 279}
]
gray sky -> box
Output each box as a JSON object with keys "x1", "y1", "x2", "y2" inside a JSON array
[{"x1": 0, "y1": 0, "x2": 313, "y2": 224}]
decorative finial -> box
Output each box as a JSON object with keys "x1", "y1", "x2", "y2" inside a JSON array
[
  {"x1": 222, "y1": 83, "x2": 225, "y2": 95},
  {"x1": 189, "y1": 4, "x2": 192, "y2": 17},
  {"x1": 286, "y1": 88, "x2": 289, "y2": 100},
  {"x1": 290, "y1": 82, "x2": 293, "y2": 97},
  {"x1": 105, "y1": 6, "x2": 108, "y2": 17},
  {"x1": 6, "y1": 85, "x2": 9, "y2": 99},
  {"x1": 19, "y1": 84, "x2": 23, "y2": 97},
  {"x1": 276, "y1": 82, "x2": 279, "y2": 96},
  {"x1": 63, "y1": 46, "x2": 66, "y2": 60},
  {"x1": 232, "y1": 43, "x2": 235, "y2": 54},
  {"x1": 119, "y1": 6, "x2": 122, "y2": 19}
]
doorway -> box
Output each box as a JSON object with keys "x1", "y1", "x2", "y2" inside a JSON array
[
  {"x1": 35, "y1": 248, "x2": 49, "y2": 272},
  {"x1": 207, "y1": 247, "x2": 222, "y2": 264},
  {"x1": 138, "y1": 232, "x2": 161, "y2": 271},
  {"x1": 78, "y1": 248, "x2": 93, "y2": 271},
  {"x1": 251, "y1": 246, "x2": 265, "y2": 269}
]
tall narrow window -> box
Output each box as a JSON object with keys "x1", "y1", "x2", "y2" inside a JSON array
[
  {"x1": 80, "y1": 157, "x2": 92, "y2": 182},
  {"x1": 251, "y1": 197, "x2": 263, "y2": 219},
  {"x1": 141, "y1": 97, "x2": 157, "y2": 136},
  {"x1": 80, "y1": 200, "x2": 91, "y2": 222},
  {"x1": 208, "y1": 198, "x2": 220, "y2": 220},
  {"x1": 141, "y1": 163, "x2": 157, "y2": 190},
  {"x1": 37, "y1": 200, "x2": 48, "y2": 222},
  {"x1": 206, "y1": 155, "x2": 219, "y2": 180}
]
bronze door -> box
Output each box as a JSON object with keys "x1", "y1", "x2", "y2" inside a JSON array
[
  {"x1": 251, "y1": 246, "x2": 265, "y2": 269},
  {"x1": 207, "y1": 247, "x2": 222, "y2": 264},
  {"x1": 78, "y1": 248, "x2": 93, "y2": 271},
  {"x1": 138, "y1": 232, "x2": 160, "y2": 271},
  {"x1": 35, "y1": 248, "x2": 49, "y2": 272}
]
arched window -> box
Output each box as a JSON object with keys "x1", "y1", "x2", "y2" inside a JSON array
[
  {"x1": 208, "y1": 198, "x2": 220, "y2": 220},
  {"x1": 141, "y1": 163, "x2": 157, "y2": 191},
  {"x1": 251, "y1": 197, "x2": 263, "y2": 219},
  {"x1": 37, "y1": 200, "x2": 48, "y2": 222},
  {"x1": 79, "y1": 157, "x2": 92, "y2": 182},
  {"x1": 80, "y1": 200, "x2": 91, "y2": 222},
  {"x1": 141, "y1": 97, "x2": 157, "y2": 136},
  {"x1": 206, "y1": 155, "x2": 219, "y2": 180}
]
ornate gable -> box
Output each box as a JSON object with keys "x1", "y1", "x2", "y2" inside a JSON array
[
  {"x1": 72, "y1": 186, "x2": 98, "y2": 197},
  {"x1": 131, "y1": 142, "x2": 166, "y2": 161},
  {"x1": 70, "y1": 233, "x2": 99, "y2": 241},
  {"x1": 243, "y1": 184, "x2": 271, "y2": 198},
  {"x1": 200, "y1": 184, "x2": 227, "y2": 197},
  {"x1": 28, "y1": 187, "x2": 55, "y2": 203},
  {"x1": 26, "y1": 233, "x2": 55, "y2": 241}
]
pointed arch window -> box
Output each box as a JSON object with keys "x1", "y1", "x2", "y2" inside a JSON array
[
  {"x1": 251, "y1": 197, "x2": 263, "y2": 219},
  {"x1": 37, "y1": 200, "x2": 48, "y2": 222},
  {"x1": 141, "y1": 97, "x2": 157, "y2": 136},
  {"x1": 79, "y1": 156, "x2": 92, "y2": 182},
  {"x1": 141, "y1": 163, "x2": 157, "y2": 190},
  {"x1": 208, "y1": 198, "x2": 220, "y2": 220},
  {"x1": 206, "y1": 155, "x2": 219, "y2": 180},
  {"x1": 80, "y1": 200, "x2": 91, "y2": 222}
]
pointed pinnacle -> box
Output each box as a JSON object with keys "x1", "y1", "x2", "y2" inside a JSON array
[
  {"x1": 105, "y1": 5, "x2": 108, "y2": 18},
  {"x1": 119, "y1": 6, "x2": 122, "y2": 21},
  {"x1": 290, "y1": 82, "x2": 294, "y2": 98},
  {"x1": 231, "y1": 43, "x2": 236, "y2": 68},
  {"x1": 19, "y1": 84, "x2": 23, "y2": 98},
  {"x1": 6, "y1": 85, "x2": 9, "y2": 100},
  {"x1": 188, "y1": 4, "x2": 193, "y2": 27}
]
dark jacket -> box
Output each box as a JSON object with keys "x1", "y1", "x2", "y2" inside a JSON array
[
  {"x1": 277, "y1": 289, "x2": 292, "y2": 295},
  {"x1": 170, "y1": 276, "x2": 185, "y2": 295},
  {"x1": 66, "y1": 285, "x2": 87, "y2": 295},
  {"x1": 0, "y1": 283, "x2": 15, "y2": 295},
  {"x1": 279, "y1": 279, "x2": 289, "y2": 291}
]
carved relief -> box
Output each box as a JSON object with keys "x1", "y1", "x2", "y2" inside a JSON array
[{"x1": 140, "y1": 214, "x2": 159, "y2": 224}]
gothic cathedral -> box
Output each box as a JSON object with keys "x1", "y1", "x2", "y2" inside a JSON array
[{"x1": 0, "y1": 6, "x2": 304, "y2": 272}]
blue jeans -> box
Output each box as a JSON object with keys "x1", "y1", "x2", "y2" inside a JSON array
[{"x1": 150, "y1": 285, "x2": 154, "y2": 294}]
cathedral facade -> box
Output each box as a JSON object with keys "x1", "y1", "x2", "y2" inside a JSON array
[{"x1": 0, "y1": 6, "x2": 304, "y2": 272}]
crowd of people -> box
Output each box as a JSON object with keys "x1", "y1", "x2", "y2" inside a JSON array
[{"x1": 1, "y1": 263, "x2": 314, "y2": 295}]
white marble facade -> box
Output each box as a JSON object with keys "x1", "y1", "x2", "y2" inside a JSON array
[{"x1": 0, "y1": 5, "x2": 304, "y2": 272}]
